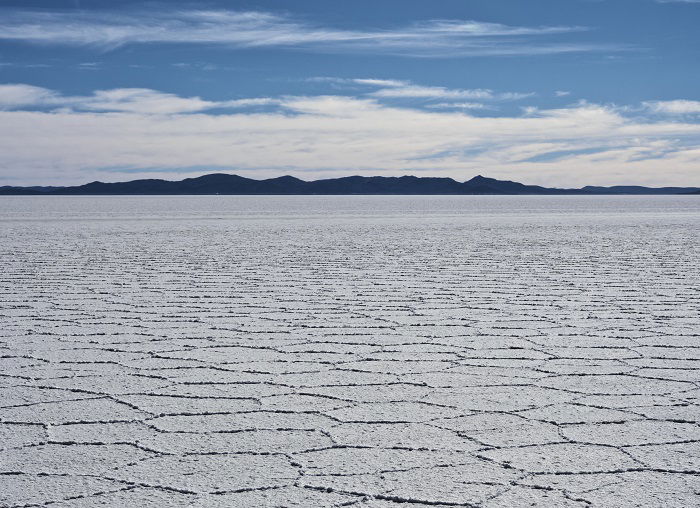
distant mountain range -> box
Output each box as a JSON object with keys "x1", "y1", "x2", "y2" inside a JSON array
[{"x1": 1, "y1": 174, "x2": 699, "y2": 195}]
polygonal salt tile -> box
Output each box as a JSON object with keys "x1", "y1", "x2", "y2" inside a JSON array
[
  {"x1": 537, "y1": 471, "x2": 700, "y2": 508},
  {"x1": 446, "y1": 364, "x2": 544, "y2": 379},
  {"x1": 379, "y1": 461, "x2": 522, "y2": 505},
  {"x1": 634, "y1": 346, "x2": 700, "y2": 360},
  {"x1": 113, "y1": 452, "x2": 298, "y2": 493},
  {"x1": 538, "y1": 374, "x2": 694, "y2": 395},
  {"x1": 632, "y1": 368, "x2": 700, "y2": 383},
  {"x1": 191, "y1": 486, "x2": 357, "y2": 507},
  {"x1": 260, "y1": 393, "x2": 352, "y2": 412},
  {"x1": 404, "y1": 371, "x2": 531, "y2": 388},
  {"x1": 154, "y1": 382, "x2": 291, "y2": 399},
  {"x1": 32, "y1": 348, "x2": 146, "y2": 364},
  {"x1": 0, "y1": 397, "x2": 150, "y2": 424},
  {"x1": 627, "y1": 403, "x2": 699, "y2": 421},
  {"x1": 150, "y1": 410, "x2": 336, "y2": 433},
  {"x1": 0, "y1": 386, "x2": 87, "y2": 407},
  {"x1": 625, "y1": 441, "x2": 700, "y2": 470},
  {"x1": 0, "y1": 423, "x2": 47, "y2": 449},
  {"x1": 518, "y1": 403, "x2": 637, "y2": 424},
  {"x1": 48, "y1": 421, "x2": 157, "y2": 444},
  {"x1": 324, "y1": 401, "x2": 462, "y2": 423},
  {"x1": 143, "y1": 429, "x2": 332, "y2": 454},
  {"x1": 300, "y1": 472, "x2": 403, "y2": 500},
  {"x1": 163, "y1": 346, "x2": 287, "y2": 363},
  {"x1": 519, "y1": 471, "x2": 626, "y2": 493},
  {"x1": 275, "y1": 369, "x2": 399, "y2": 387},
  {"x1": 339, "y1": 359, "x2": 454, "y2": 375},
  {"x1": 424, "y1": 385, "x2": 576, "y2": 412},
  {"x1": 435, "y1": 412, "x2": 562, "y2": 447},
  {"x1": 562, "y1": 420, "x2": 700, "y2": 446},
  {"x1": 222, "y1": 360, "x2": 334, "y2": 374},
  {"x1": 122, "y1": 357, "x2": 205, "y2": 369},
  {"x1": 0, "y1": 356, "x2": 43, "y2": 371},
  {"x1": 49, "y1": 486, "x2": 197, "y2": 507},
  {"x1": 482, "y1": 486, "x2": 589, "y2": 507},
  {"x1": 297, "y1": 447, "x2": 463, "y2": 476},
  {"x1": 458, "y1": 348, "x2": 552, "y2": 360},
  {"x1": 45, "y1": 374, "x2": 172, "y2": 395},
  {"x1": 0, "y1": 443, "x2": 156, "y2": 475},
  {"x1": 0, "y1": 474, "x2": 123, "y2": 507},
  {"x1": 163, "y1": 367, "x2": 277, "y2": 384},
  {"x1": 534, "y1": 359, "x2": 636, "y2": 375},
  {"x1": 329, "y1": 422, "x2": 479, "y2": 451},
  {"x1": 118, "y1": 393, "x2": 260, "y2": 415},
  {"x1": 575, "y1": 394, "x2": 685, "y2": 409},
  {"x1": 384, "y1": 481, "x2": 503, "y2": 506},
  {"x1": 301, "y1": 383, "x2": 434, "y2": 403},
  {"x1": 543, "y1": 347, "x2": 640, "y2": 360},
  {"x1": 479, "y1": 443, "x2": 639, "y2": 473}
]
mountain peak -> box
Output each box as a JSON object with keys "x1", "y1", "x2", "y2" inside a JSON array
[{"x1": 269, "y1": 175, "x2": 304, "y2": 182}]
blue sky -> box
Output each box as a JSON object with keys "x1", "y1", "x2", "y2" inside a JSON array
[{"x1": 0, "y1": 0, "x2": 699, "y2": 186}]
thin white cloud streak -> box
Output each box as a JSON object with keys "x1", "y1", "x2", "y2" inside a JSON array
[
  {"x1": 0, "y1": 84, "x2": 278, "y2": 114},
  {"x1": 644, "y1": 100, "x2": 700, "y2": 114},
  {"x1": 0, "y1": 9, "x2": 622, "y2": 57},
  {"x1": 350, "y1": 79, "x2": 409, "y2": 88},
  {"x1": 370, "y1": 85, "x2": 495, "y2": 100},
  {"x1": 428, "y1": 102, "x2": 494, "y2": 110},
  {"x1": 309, "y1": 78, "x2": 533, "y2": 102},
  {"x1": 0, "y1": 86, "x2": 699, "y2": 187}
]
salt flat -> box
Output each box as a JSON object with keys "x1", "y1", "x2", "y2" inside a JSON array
[{"x1": 1, "y1": 195, "x2": 698, "y2": 507}]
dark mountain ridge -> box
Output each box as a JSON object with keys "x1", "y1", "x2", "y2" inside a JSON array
[{"x1": 1, "y1": 173, "x2": 698, "y2": 195}]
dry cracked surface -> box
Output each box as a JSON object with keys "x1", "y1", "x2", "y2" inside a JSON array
[{"x1": 1, "y1": 196, "x2": 699, "y2": 507}]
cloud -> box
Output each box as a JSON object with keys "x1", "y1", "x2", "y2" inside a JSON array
[
  {"x1": 350, "y1": 79, "x2": 408, "y2": 88},
  {"x1": 311, "y1": 78, "x2": 533, "y2": 102},
  {"x1": 499, "y1": 92, "x2": 536, "y2": 101},
  {"x1": 555, "y1": 91, "x2": 571, "y2": 97},
  {"x1": 0, "y1": 84, "x2": 277, "y2": 114},
  {"x1": 0, "y1": 84, "x2": 699, "y2": 187},
  {"x1": 0, "y1": 80, "x2": 530, "y2": 114},
  {"x1": 0, "y1": 78, "x2": 532, "y2": 116},
  {"x1": 0, "y1": 8, "x2": 624, "y2": 57},
  {"x1": 370, "y1": 84, "x2": 495, "y2": 100},
  {"x1": 80, "y1": 89, "x2": 219, "y2": 114},
  {"x1": 0, "y1": 84, "x2": 57, "y2": 108},
  {"x1": 427, "y1": 102, "x2": 494, "y2": 110},
  {"x1": 644, "y1": 100, "x2": 700, "y2": 114}
]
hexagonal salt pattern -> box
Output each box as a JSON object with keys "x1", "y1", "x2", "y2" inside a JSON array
[{"x1": 1, "y1": 195, "x2": 699, "y2": 507}]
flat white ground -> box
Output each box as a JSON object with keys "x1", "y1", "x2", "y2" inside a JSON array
[{"x1": 1, "y1": 196, "x2": 698, "y2": 507}]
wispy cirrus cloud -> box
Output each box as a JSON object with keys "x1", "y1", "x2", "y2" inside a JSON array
[
  {"x1": 0, "y1": 84, "x2": 278, "y2": 114},
  {"x1": 427, "y1": 102, "x2": 494, "y2": 110},
  {"x1": 308, "y1": 77, "x2": 534, "y2": 103},
  {"x1": 0, "y1": 8, "x2": 624, "y2": 57},
  {"x1": 643, "y1": 100, "x2": 700, "y2": 114},
  {"x1": 369, "y1": 84, "x2": 495, "y2": 100}
]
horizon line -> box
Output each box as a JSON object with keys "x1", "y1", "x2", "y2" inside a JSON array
[{"x1": 2, "y1": 172, "x2": 699, "y2": 193}]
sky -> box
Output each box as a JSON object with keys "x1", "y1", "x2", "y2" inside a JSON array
[{"x1": 0, "y1": 0, "x2": 699, "y2": 187}]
